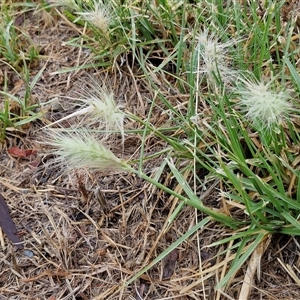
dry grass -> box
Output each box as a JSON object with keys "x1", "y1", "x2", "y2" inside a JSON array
[{"x1": 1, "y1": 3, "x2": 300, "y2": 300}]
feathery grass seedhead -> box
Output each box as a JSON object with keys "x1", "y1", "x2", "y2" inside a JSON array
[
  {"x1": 236, "y1": 77, "x2": 291, "y2": 128},
  {"x1": 79, "y1": 80, "x2": 125, "y2": 141},
  {"x1": 77, "y1": 0, "x2": 111, "y2": 34},
  {"x1": 46, "y1": 129, "x2": 129, "y2": 172},
  {"x1": 84, "y1": 84, "x2": 124, "y2": 130},
  {"x1": 45, "y1": 79, "x2": 125, "y2": 141},
  {"x1": 196, "y1": 30, "x2": 237, "y2": 86}
]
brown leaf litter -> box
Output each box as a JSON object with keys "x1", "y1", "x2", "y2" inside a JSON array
[{"x1": 0, "y1": 193, "x2": 23, "y2": 250}]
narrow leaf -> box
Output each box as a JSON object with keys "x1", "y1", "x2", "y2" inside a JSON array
[{"x1": 0, "y1": 193, "x2": 23, "y2": 249}]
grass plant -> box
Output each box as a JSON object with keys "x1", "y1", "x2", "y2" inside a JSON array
[
  {"x1": 43, "y1": 0, "x2": 300, "y2": 294},
  {"x1": 2, "y1": 0, "x2": 300, "y2": 297},
  {"x1": 0, "y1": 59, "x2": 45, "y2": 140},
  {"x1": 0, "y1": 1, "x2": 42, "y2": 140}
]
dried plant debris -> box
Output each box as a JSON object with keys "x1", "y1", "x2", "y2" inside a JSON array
[
  {"x1": 0, "y1": 193, "x2": 23, "y2": 249},
  {"x1": 162, "y1": 249, "x2": 179, "y2": 279}
]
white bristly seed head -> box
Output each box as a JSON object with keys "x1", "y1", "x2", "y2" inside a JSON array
[
  {"x1": 77, "y1": 0, "x2": 111, "y2": 34},
  {"x1": 235, "y1": 77, "x2": 291, "y2": 128},
  {"x1": 81, "y1": 82, "x2": 125, "y2": 139},
  {"x1": 196, "y1": 30, "x2": 238, "y2": 87},
  {"x1": 45, "y1": 79, "x2": 125, "y2": 142},
  {"x1": 45, "y1": 129, "x2": 129, "y2": 172}
]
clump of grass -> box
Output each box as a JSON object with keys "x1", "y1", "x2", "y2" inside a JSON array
[
  {"x1": 0, "y1": 2, "x2": 43, "y2": 140},
  {"x1": 0, "y1": 59, "x2": 46, "y2": 141},
  {"x1": 40, "y1": 0, "x2": 300, "y2": 297},
  {"x1": 0, "y1": 4, "x2": 39, "y2": 69}
]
